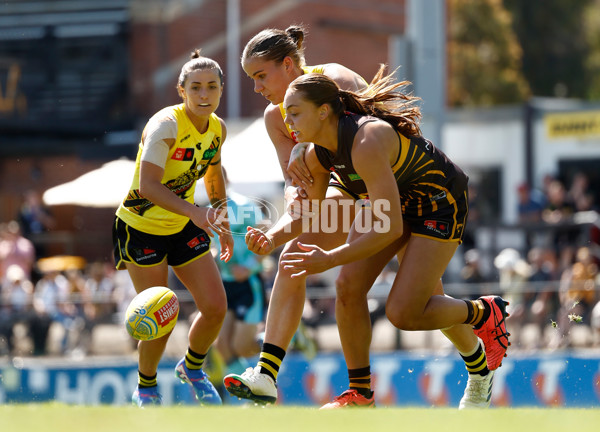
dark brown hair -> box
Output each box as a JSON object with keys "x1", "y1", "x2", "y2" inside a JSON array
[
  {"x1": 177, "y1": 48, "x2": 224, "y2": 90},
  {"x1": 289, "y1": 65, "x2": 422, "y2": 138},
  {"x1": 242, "y1": 25, "x2": 307, "y2": 67}
]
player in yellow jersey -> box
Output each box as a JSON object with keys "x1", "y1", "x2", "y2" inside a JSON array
[
  {"x1": 223, "y1": 25, "x2": 369, "y2": 404},
  {"x1": 245, "y1": 71, "x2": 509, "y2": 409},
  {"x1": 113, "y1": 49, "x2": 232, "y2": 407}
]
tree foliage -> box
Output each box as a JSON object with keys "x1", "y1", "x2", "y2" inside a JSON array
[
  {"x1": 447, "y1": 0, "x2": 530, "y2": 107},
  {"x1": 503, "y1": 0, "x2": 593, "y2": 99}
]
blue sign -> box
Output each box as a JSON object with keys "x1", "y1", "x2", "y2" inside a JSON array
[{"x1": 1, "y1": 352, "x2": 599, "y2": 407}]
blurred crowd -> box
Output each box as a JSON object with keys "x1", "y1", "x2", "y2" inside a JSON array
[{"x1": 1, "y1": 171, "x2": 599, "y2": 358}]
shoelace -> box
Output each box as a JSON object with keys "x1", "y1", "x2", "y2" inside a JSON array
[
  {"x1": 491, "y1": 307, "x2": 510, "y2": 348},
  {"x1": 465, "y1": 378, "x2": 487, "y2": 398}
]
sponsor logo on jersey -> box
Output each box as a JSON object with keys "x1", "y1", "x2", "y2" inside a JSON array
[
  {"x1": 134, "y1": 248, "x2": 157, "y2": 261},
  {"x1": 430, "y1": 191, "x2": 446, "y2": 201},
  {"x1": 202, "y1": 148, "x2": 218, "y2": 159},
  {"x1": 187, "y1": 233, "x2": 210, "y2": 249},
  {"x1": 180, "y1": 134, "x2": 191, "y2": 143},
  {"x1": 424, "y1": 220, "x2": 449, "y2": 235},
  {"x1": 348, "y1": 173, "x2": 362, "y2": 181},
  {"x1": 172, "y1": 148, "x2": 194, "y2": 161}
]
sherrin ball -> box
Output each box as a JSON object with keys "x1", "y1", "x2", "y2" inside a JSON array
[{"x1": 125, "y1": 286, "x2": 179, "y2": 341}]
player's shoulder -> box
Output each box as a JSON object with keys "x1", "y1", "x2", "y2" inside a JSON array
[
  {"x1": 353, "y1": 118, "x2": 397, "y2": 154},
  {"x1": 320, "y1": 63, "x2": 366, "y2": 91}
]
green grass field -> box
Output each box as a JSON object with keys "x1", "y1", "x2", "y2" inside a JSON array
[{"x1": 1, "y1": 405, "x2": 599, "y2": 432}]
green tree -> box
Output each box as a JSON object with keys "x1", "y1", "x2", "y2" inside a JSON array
[
  {"x1": 584, "y1": 0, "x2": 600, "y2": 99},
  {"x1": 447, "y1": 0, "x2": 530, "y2": 107},
  {"x1": 503, "y1": 0, "x2": 592, "y2": 99}
]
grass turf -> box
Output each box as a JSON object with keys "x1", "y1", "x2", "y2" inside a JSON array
[{"x1": 1, "y1": 405, "x2": 600, "y2": 432}]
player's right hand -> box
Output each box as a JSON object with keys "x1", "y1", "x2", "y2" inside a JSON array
[{"x1": 245, "y1": 226, "x2": 275, "y2": 255}]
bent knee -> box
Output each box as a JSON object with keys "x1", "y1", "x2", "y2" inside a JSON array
[
  {"x1": 385, "y1": 304, "x2": 422, "y2": 331},
  {"x1": 335, "y1": 273, "x2": 365, "y2": 305}
]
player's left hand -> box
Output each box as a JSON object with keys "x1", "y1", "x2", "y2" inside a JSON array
[
  {"x1": 280, "y1": 242, "x2": 334, "y2": 277},
  {"x1": 287, "y1": 142, "x2": 313, "y2": 187},
  {"x1": 218, "y1": 230, "x2": 233, "y2": 262}
]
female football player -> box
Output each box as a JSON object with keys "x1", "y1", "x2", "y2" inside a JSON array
[
  {"x1": 226, "y1": 69, "x2": 509, "y2": 409},
  {"x1": 113, "y1": 49, "x2": 232, "y2": 407}
]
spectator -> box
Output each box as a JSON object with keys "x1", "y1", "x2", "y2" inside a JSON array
[
  {"x1": 567, "y1": 173, "x2": 593, "y2": 211},
  {"x1": 517, "y1": 182, "x2": 545, "y2": 224},
  {"x1": 33, "y1": 264, "x2": 85, "y2": 355},
  {"x1": 84, "y1": 261, "x2": 117, "y2": 324},
  {"x1": 17, "y1": 190, "x2": 55, "y2": 258},
  {"x1": 0, "y1": 220, "x2": 35, "y2": 280},
  {"x1": 0, "y1": 265, "x2": 35, "y2": 355}
]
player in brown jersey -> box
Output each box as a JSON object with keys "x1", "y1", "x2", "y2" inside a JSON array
[{"x1": 233, "y1": 70, "x2": 510, "y2": 409}]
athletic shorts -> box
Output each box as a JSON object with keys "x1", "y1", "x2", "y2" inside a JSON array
[
  {"x1": 404, "y1": 189, "x2": 469, "y2": 243},
  {"x1": 223, "y1": 273, "x2": 266, "y2": 324},
  {"x1": 329, "y1": 174, "x2": 468, "y2": 243},
  {"x1": 112, "y1": 217, "x2": 211, "y2": 270}
]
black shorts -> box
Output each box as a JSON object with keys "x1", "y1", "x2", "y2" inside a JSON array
[
  {"x1": 112, "y1": 217, "x2": 211, "y2": 270},
  {"x1": 405, "y1": 189, "x2": 469, "y2": 243},
  {"x1": 224, "y1": 273, "x2": 266, "y2": 324}
]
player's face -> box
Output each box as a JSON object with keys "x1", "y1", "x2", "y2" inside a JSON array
[
  {"x1": 283, "y1": 89, "x2": 322, "y2": 143},
  {"x1": 243, "y1": 57, "x2": 292, "y2": 104},
  {"x1": 180, "y1": 69, "x2": 223, "y2": 118}
]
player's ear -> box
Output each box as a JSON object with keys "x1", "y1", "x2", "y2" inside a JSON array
[
  {"x1": 283, "y1": 56, "x2": 294, "y2": 72},
  {"x1": 318, "y1": 103, "x2": 329, "y2": 120}
]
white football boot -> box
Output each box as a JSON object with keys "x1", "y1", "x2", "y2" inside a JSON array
[
  {"x1": 459, "y1": 370, "x2": 495, "y2": 409},
  {"x1": 223, "y1": 366, "x2": 277, "y2": 405}
]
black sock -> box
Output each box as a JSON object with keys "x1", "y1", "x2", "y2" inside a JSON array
[
  {"x1": 257, "y1": 343, "x2": 286, "y2": 382},
  {"x1": 349, "y1": 366, "x2": 373, "y2": 398}
]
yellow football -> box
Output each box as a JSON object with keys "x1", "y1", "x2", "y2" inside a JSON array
[{"x1": 125, "y1": 286, "x2": 179, "y2": 341}]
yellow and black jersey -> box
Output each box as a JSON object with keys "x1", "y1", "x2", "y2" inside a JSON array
[
  {"x1": 314, "y1": 113, "x2": 469, "y2": 222},
  {"x1": 116, "y1": 104, "x2": 223, "y2": 235}
]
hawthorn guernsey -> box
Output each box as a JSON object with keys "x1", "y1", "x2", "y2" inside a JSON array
[{"x1": 125, "y1": 286, "x2": 180, "y2": 340}]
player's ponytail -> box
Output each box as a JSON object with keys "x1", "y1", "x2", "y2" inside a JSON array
[{"x1": 289, "y1": 67, "x2": 422, "y2": 138}]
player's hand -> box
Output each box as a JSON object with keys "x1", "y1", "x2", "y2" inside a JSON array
[
  {"x1": 190, "y1": 206, "x2": 229, "y2": 237},
  {"x1": 189, "y1": 206, "x2": 220, "y2": 237},
  {"x1": 245, "y1": 226, "x2": 275, "y2": 255},
  {"x1": 287, "y1": 142, "x2": 313, "y2": 187},
  {"x1": 218, "y1": 230, "x2": 233, "y2": 262},
  {"x1": 280, "y1": 242, "x2": 334, "y2": 278}
]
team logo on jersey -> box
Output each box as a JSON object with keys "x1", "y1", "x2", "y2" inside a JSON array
[
  {"x1": 348, "y1": 173, "x2": 362, "y2": 181},
  {"x1": 424, "y1": 220, "x2": 449, "y2": 235},
  {"x1": 172, "y1": 148, "x2": 194, "y2": 161}
]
